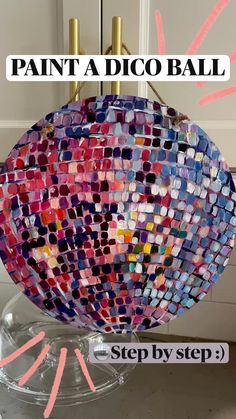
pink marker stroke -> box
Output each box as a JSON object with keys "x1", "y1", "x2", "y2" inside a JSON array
[
  {"x1": 44, "y1": 347, "x2": 67, "y2": 419},
  {"x1": 0, "y1": 331, "x2": 45, "y2": 367},
  {"x1": 199, "y1": 85, "x2": 236, "y2": 105},
  {"x1": 186, "y1": 0, "x2": 230, "y2": 55},
  {"x1": 74, "y1": 348, "x2": 96, "y2": 393},
  {"x1": 19, "y1": 344, "x2": 51, "y2": 387},
  {"x1": 155, "y1": 10, "x2": 166, "y2": 55},
  {"x1": 197, "y1": 52, "x2": 236, "y2": 87}
]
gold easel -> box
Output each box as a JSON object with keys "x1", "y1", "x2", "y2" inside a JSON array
[
  {"x1": 69, "y1": 16, "x2": 123, "y2": 99},
  {"x1": 69, "y1": 18, "x2": 80, "y2": 101},
  {"x1": 111, "y1": 16, "x2": 123, "y2": 95}
]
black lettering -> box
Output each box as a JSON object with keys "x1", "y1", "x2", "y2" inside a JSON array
[
  {"x1": 183, "y1": 59, "x2": 197, "y2": 76},
  {"x1": 130, "y1": 58, "x2": 145, "y2": 76},
  {"x1": 168, "y1": 59, "x2": 182, "y2": 76},
  {"x1": 12, "y1": 59, "x2": 26, "y2": 76},
  {"x1": 84, "y1": 59, "x2": 99, "y2": 76},
  {"x1": 123, "y1": 58, "x2": 129, "y2": 75},
  {"x1": 191, "y1": 348, "x2": 201, "y2": 359},
  {"x1": 50, "y1": 59, "x2": 64, "y2": 76},
  {"x1": 199, "y1": 59, "x2": 211, "y2": 76},
  {"x1": 201, "y1": 348, "x2": 212, "y2": 363},
  {"x1": 127, "y1": 348, "x2": 137, "y2": 360},
  {"x1": 67, "y1": 58, "x2": 80, "y2": 76},
  {"x1": 213, "y1": 58, "x2": 225, "y2": 76},
  {"x1": 111, "y1": 345, "x2": 121, "y2": 360},
  {"x1": 41, "y1": 59, "x2": 47, "y2": 76},
  {"x1": 146, "y1": 59, "x2": 162, "y2": 76},
  {"x1": 176, "y1": 348, "x2": 184, "y2": 360},
  {"x1": 24, "y1": 59, "x2": 39, "y2": 76},
  {"x1": 106, "y1": 59, "x2": 121, "y2": 76},
  {"x1": 138, "y1": 348, "x2": 148, "y2": 362}
]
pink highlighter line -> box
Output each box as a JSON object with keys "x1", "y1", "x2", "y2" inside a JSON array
[
  {"x1": 44, "y1": 347, "x2": 67, "y2": 419},
  {"x1": 74, "y1": 348, "x2": 96, "y2": 393},
  {"x1": 229, "y1": 52, "x2": 236, "y2": 62},
  {"x1": 18, "y1": 344, "x2": 51, "y2": 387},
  {"x1": 186, "y1": 0, "x2": 230, "y2": 55},
  {"x1": 0, "y1": 331, "x2": 45, "y2": 367},
  {"x1": 199, "y1": 85, "x2": 236, "y2": 105},
  {"x1": 197, "y1": 80, "x2": 209, "y2": 87},
  {"x1": 155, "y1": 10, "x2": 166, "y2": 55}
]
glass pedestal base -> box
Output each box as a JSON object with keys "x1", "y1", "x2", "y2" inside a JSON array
[{"x1": 0, "y1": 293, "x2": 138, "y2": 406}]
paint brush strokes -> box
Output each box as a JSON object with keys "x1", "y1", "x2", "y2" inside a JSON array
[
  {"x1": 186, "y1": 0, "x2": 230, "y2": 55},
  {"x1": 199, "y1": 85, "x2": 236, "y2": 105},
  {"x1": 44, "y1": 348, "x2": 67, "y2": 419},
  {"x1": 0, "y1": 331, "x2": 96, "y2": 418},
  {"x1": 155, "y1": 10, "x2": 166, "y2": 55},
  {"x1": 18, "y1": 344, "x2": 51, "y2": 387},
  {"x1": 154, "y1": 1, "x2": 232, "y2": 106},
  {"x1": 74, "y1": 348, "x2": 96, "y2": 393},
  {"x1": 0, "y1": 331, "x2": 45, "y2": 367}
]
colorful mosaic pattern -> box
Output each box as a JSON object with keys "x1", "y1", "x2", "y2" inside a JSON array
[{"x1": 0, "y1": 95, "x2": 235, "y2": 333}]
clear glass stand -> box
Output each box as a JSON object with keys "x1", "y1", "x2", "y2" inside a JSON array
[{"x1": 0, "y1": 293, "x2": 138, "y2": 406}]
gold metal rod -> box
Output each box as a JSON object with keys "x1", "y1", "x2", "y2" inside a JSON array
[
  {"x1": 69, "y1": 18, "x2": 80, "y2": 101},
  {"x1": 111, "y1": 16, "x2": 123, "y2": 95}
]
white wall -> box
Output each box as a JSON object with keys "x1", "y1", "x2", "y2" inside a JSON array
[
  {"x1": 148, "y1": 0, "x2": 236, "y2": 340},
  {"x1": 0, "y1": 0, "x2": 101, "y2": 160},
  {"x1": 148, "y1": 0, "x2": 236, "y2": 170},
  {"x1": 0, "y1": 0, "x2": 236, "y2": 341}
]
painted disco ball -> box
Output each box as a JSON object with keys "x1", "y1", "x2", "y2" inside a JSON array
[{"x1": 0, "y1": 95, "x2": 235, "y2": 334}]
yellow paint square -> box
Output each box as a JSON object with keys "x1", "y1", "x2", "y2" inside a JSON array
[
  {"x1": 48, "y1": 257, "x2": 57, "y2": 269},
  {"x1": 128, "y1": 254, "x2": 137, "y2": 262},
  {"x1": 146, "y1": 222, "x2": 154, "y2": 231},
  {"x1": 195, "y1": 152, "x2": 203, "y2": 161},
  {"x1": 165, "y1": 246, "x2": 172, "y2": 255},
  {"x1": 143, "y1": 243, "x2": 151, "y2": 253},
  {"x1": 56, "y1": 221, "x2": 62, "y2": 230},
  {"x1": 131, "y1": 212, "x2": 138, "y2": 220}
]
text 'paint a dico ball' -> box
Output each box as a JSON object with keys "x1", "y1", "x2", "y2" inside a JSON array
[{"x1": 0, "y1": 95, "x2": 235, "y2": 333}]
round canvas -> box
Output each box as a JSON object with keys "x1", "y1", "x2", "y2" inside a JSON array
[{"x1": 0, "y1": 95, "x2": 235, "y2": 333}]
